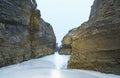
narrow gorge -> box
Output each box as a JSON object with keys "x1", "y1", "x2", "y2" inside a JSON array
[{"x1": 0, "y1": 0, "x2": 120, "y2": 77}]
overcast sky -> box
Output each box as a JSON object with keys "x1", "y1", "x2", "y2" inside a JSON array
[{"x1": 36, "y1": 0, "x2": 94, "y2": 45}]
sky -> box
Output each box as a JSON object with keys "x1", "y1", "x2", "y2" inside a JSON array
[{"x1": 36, "y1": 0, "x2": 94, "y2": 45}]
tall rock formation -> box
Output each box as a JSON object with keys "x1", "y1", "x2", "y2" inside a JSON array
[
  {"x1": 63, "y1": 0, "x2": 120, "y2": 74},
  {"x1": 59, "y1": 28, "x2": 76, "y2": 55},
  {"x1": 0, "y1": 0, "x2": 56, "y2": 67}
]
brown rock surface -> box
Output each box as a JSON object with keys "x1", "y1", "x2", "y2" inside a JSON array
[
  {"x1": 31, "y1": 17, "x2": 56, "y2": 58},
  {"x1": 59, "y1": 28, "x2": 76, "y2": 55},
  {"x1": 0, "y1": 0, "x2": 56, "y2": 67},
  {"x1": 67, "y1": 0, "x2": 120, "y2": 74}
]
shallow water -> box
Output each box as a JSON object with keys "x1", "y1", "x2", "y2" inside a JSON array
[{"x1": 0, "y1": 52, "x2": 120, "y2": 78}]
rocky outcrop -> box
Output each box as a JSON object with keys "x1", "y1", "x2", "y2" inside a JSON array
[
  {"x1": 59, "y1": 28, "x2": 76, "y2": 55},
  {"x1": 31, "y1": 18, "x2": 56, "y2": 58},
  {"x1": 0, "y1": 0, "x2": 56, "y2": 67},
  {"x1": 67, "y1": 0, "x2": 120, "y2": 74},
  {"x1": 30, "y1": 10, "x2": 56, "y2": 58}
]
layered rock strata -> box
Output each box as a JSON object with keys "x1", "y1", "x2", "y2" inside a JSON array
[
  {"x1": 59, "y1": 28, "x2": 76, "y2": 55},
  {"x1": 66, "y1": 0, "x2": 120, "y2": 74},
  {"x1": 0, "y1": 0, "x2": 56, "y2": 67}
]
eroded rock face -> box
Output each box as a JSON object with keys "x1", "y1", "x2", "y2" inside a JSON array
[
  {"x1": 31, "y1": 18, "x2": 56, "y2": 58},
  {"x1": 67, "y1": 0, "x2": 120, "y2": 74},
  {"x1": 0, "y1": 0, "x2": 56, "y2": 67},
  {"x1": 59, "y1": 28, "x2": 76, "y2": 55}
]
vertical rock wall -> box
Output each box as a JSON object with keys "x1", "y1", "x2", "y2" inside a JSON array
[
  {"x1": 59, "y1": 28, "x2": 77, "y2": 55},
  {"x1": 61, "y1": 0, "x2": 120, "y2": 74},
  {"x1": 0, "y1": 0, "x2": 56, "y2": 67}
]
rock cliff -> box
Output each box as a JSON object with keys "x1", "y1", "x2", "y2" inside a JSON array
[
  {"x1": 0, "y1": 0, "x2": 56, "y2": 67},
  {"x1": 59, "y1": 28, "x2": 76, "y2": 55},
  {"x1": 63, "y1": 0, "x2": 120, "y2": 74}
]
